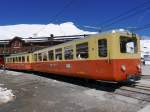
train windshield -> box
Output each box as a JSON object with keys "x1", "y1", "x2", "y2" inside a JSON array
[{"x1": 120, "y1": 36, "x2": 137, "y2": 54}]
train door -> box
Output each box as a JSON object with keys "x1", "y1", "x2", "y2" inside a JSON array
[
  {"x1": 94, "y1": 35, "x2": 115, "y2": 80},
  {"x1": 96, "y1": 36, "x2": 110, "y2": 61}
]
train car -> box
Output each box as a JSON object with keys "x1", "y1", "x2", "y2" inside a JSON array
[
  {"x1": 5, "y1": 53, "x2": 32, "y2": 70},
  {"x1": 0, "y1": 56, "x2": 4, "y2": 68},
  {"x1": 31, "y1": 30, "x2": 141, "y2": 82}
]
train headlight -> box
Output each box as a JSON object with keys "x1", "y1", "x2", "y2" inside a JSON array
[{"x1": 121, "y1": 65, "x2": 126, "y2": 72}]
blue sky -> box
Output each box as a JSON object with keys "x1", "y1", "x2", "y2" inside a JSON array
[{"x1": 0, "y1": 0, "x2": 150, "y2": 36}]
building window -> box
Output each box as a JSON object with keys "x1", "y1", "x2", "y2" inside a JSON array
[
  {"x1": 98, "y1": 39, "x2": 107, "y2": 57},
  {"x1": 55, "y1": 48, "x2": 62, "y2": 60},
  {"x1": 64, "y1": 46, "x2": 73, "y2": 60},
  {"x1": 76, "y1": 42, "x2": 88, "y2": 59},
  {"x1": 18, "y1": 42, "x2": 22, "y2": 47},
  {"x1": 12, "y1": 41, "x2": 22, "y2": 48}
]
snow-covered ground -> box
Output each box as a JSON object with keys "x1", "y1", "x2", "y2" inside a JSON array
[{"x1": 0, "y1": 86, "x2": 15, "y2": 105}]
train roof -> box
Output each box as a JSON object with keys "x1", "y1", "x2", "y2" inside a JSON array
[{"x1": 33, "y1": 29, "x2": 139, "y2": 53}]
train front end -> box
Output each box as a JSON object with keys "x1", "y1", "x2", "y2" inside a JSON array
[{"x1": 112, "y1": 32, "x2": 141, "y2": 82}]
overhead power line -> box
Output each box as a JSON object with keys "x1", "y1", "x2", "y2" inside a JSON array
[
  {"x1": 48, "y1": 0, "x2": 75, "y2": 23},
  {"x1": 132, "y1": 23, "x2": 150, "y2": 31},
  {"x1": 103, "y1": 5, "x2": 150, "y2": 30},
  {"x1": 97, "y1": 0, "x2": 150, "y2": 30}
]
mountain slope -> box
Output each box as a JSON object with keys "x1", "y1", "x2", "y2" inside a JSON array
[{"x1": 0, "y1": 22, "x2": 96, "y2": 39}]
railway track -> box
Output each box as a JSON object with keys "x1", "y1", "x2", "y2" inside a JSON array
[
  {"x1": 141, "y1": 75, "x2": 150, "y2": 79},
  {"x1": 114, "y1": 83, "x2": 150, "y2": 102}
]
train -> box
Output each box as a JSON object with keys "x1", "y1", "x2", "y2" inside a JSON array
[
  {"x1": 0, "y1": 56, "x2": 4, "y2": 68},
  {"x1": 4, "y1": 30, "x2": 141, "y2": 82}
]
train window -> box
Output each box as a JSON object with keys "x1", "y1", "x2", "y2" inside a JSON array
[
  {"x1": 64, "y1": 46, "x2": 73, "y2": 60},
  {"x1": 13, "y1": 57, "x2": 15, "y2": 63},
  {"x1": 43, "y1": 53, "x2": 48, "y2": 61},
  {"x1": 9, "y1": 58, "x2": 12, "y2": 63},
  {"x1": 27, "y1": 56, "x2": 29, "y2": 62},
  {"x1": 34, "y1": 54, "x2": 37, "y2": 62},
  {"x1": 48, "y1": 50, "x2": 54, "y2": 61},
  {"x1": 76, "y1": 42, "x2": 88, "y2": 59},
  {"x1": 19, "y1": 57, "x2": 21, "y2": 62},
  {"x1": 120, "y1": 36, "x2": 137, "y2": 53},
  {"x1": 6, "y1": 58, "x2": 9, "y2": 63},
  {"x1": 98, "y1": 39, "x2": 107, "y2": 57},
  {"x1": 38, "y1": 53, "x2": 42, "y2": 61},
  {"x1": 55, "y1": 48, "x2": 62, "y2": 60},
  {"x1": 16, "y1": 57, "x2": 18, "y2": 62},
  {"x1": 22, "y1": 56, "x2": 25, "y2": 62},
  {"x1": 8, "y1": 58, "x2": 10, "y2": 63}
]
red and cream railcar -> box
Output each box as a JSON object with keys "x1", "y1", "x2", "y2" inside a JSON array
[
  {"x1": 31, "y1": 30, "x2": 141, "y2": 82},
  {"x1": 5, "y1": 53, "x2": 32, "y2": 70},
  {"x1": 0, "y1": 56, "x2": 4, "y2": 68}
]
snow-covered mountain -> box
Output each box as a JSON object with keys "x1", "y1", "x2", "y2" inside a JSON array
[{"x1": 0, "y1": 22, "x2": 96, "y2": 39}]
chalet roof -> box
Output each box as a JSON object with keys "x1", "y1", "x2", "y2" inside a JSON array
[
  {"x1": 9, "y1": 36, "x2": 25, "y2": 44},
  {"x1": 0, "y1": 34, "x2": 89, "y2": 45}
]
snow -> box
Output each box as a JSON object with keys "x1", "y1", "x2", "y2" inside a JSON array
[
  {"x1": 4, "y1": 70, "x2": 25, "y2": 76},
  {"x1": 0, "y1": 22, "x2": 96, "y2": 39},
  {"x1": 137, "y1": 79, "x2": 150, "y2": 85},
  {"x1": 0, "y1": 86, "x2": 15, "y2": 105},
  {"x1": 140, "y1": 40, "x2": 150, "y2": 58},
  {"x1": 137, "y1": 104, "x2": 150, "y2": 112},
  {"x1": 145, "y1": 61, "x2": 150, "y2": 65}
]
